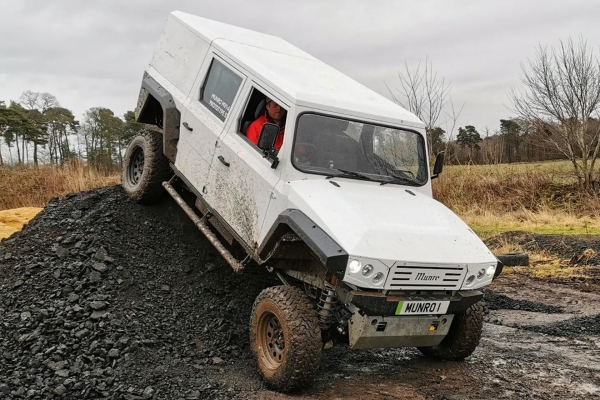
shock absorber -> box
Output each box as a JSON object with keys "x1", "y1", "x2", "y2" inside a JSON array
[{"x1": 317, "y1": 283, "x2": 338, "y2": 330}]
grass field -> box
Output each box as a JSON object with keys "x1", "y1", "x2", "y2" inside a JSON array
[
  {"x1": 0, "y1": 159, "x2": 598, "y2": 237},
  {"x1": 433, "y1": 160, "x2": 600, "y2": 237}
]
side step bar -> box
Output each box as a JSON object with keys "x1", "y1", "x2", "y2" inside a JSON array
[{"x1": 162, "y1": 181, "x2": 244, "y2": 273}]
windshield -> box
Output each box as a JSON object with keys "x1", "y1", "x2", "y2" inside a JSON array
[{"x1": 292, "y1": 114, "x2": 428, "y2": 185}]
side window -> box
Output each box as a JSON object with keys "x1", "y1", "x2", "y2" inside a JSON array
[
  {"x1": 238, "y1": 88, "x2": 287, "y2": 151},
  {"x1": 200, "y1": 59, "x2": 243, "y2": 121}
]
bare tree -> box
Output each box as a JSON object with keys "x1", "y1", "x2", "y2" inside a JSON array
[
  {"x1": 511, "y1": 37, "x2": 600, "y2": 191},
  {"x1": 386, "y1": 57, "x2": 463, "y2": 157}
]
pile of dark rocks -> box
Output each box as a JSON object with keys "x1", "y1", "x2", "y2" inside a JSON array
[{"x1": 0, "y1": 187, "x2": 274, "y2": 399}]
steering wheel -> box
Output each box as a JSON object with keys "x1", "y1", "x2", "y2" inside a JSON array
[{"x1": 294, "y1": 142, "x2": 317, "y2": 163}]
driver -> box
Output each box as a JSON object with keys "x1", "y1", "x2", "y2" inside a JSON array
[{"x1": 247, "y1": 97, "x2": 285, "y2": 150}]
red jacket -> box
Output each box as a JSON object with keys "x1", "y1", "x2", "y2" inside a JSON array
[{"x1": 246, "y1": 114, "x2": 285, "y2": 150}]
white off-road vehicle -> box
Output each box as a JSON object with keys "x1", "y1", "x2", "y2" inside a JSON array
[{"x1": 123, "y1": 12, "x2": 502, "y2": 391}]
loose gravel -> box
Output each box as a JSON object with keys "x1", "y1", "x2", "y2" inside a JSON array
[
  {"x1": 523, "y1": 314, "x2": 600, "y2": 337},
  {"x1": 0, "y1": 186, "x2": 275, "y2": 399},
  {"x1": 483, "y1": 290, "x2": 564, "y2": 314}
]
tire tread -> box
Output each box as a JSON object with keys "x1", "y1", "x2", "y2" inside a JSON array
[
  {"x1": 418, "y1": 301, "x2": 484, "y2": 361},
  {"x1": 122, "y1": 128, "x2": 171, "y2": 204},
  {"x1": 250, "y1": 285, "x2": 321, "y2": 392}
]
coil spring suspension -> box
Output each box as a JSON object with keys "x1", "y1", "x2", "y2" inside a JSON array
[{"x1": 317, "y1": 284, "x2": 338, "y2": 330}]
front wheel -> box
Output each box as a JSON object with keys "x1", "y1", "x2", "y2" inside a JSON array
[
  {"x1": 250, "y1": 286, "x2": 321, "y2": 392},
  {"x1": 122, "y1": 128, "x2": 171, "y2": 204},
  {"x1": 417, "y1": 301, "x2": 484, "y2": 361}
]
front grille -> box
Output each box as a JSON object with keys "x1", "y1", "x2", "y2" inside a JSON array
[{"x1": 384, "y1": 263, "x2": 467, "y2": 290}]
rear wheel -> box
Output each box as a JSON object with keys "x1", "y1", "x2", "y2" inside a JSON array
[
  {"x1": 250, "y1": 286, "x2": 321, "y2": 392},
  {"x1": 418, "y1": 301, "x2": 484, "y2": 361},
  {"x1": 122, "y1": 128, "x2": 171, "y2": 204}
]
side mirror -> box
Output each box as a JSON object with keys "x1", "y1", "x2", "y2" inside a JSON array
[
  {"x1": 258, "y1": 123, "x2": 279, "y2": 151},
  {"x1": 431, "y1": 151, "x2": 445, "y2": 180}
]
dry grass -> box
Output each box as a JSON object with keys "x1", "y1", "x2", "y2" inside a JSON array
[
  {"x1": 434, "y1": 160, "x2": 600, "y2": 236},
  {"x1": 485, "y1": 233, "x2": 592, "y2": 280},
  {"x1": 0, "y1": 162, "x2": 120, "y2": 211}
]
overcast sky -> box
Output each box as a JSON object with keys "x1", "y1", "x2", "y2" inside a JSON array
[{"x1": 2, "y1": 0, "x2": 600, "y2": 137}]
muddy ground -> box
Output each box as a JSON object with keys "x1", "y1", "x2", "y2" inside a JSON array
[{"x1": 0, "y1": 186, "x2": 599, "y2": 399}]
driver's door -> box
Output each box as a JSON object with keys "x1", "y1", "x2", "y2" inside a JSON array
[{"x1": 204, "y1": 84, "x2": 287, "y2": 248}]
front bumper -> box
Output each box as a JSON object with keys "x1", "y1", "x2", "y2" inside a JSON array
[{"x1": 341, "y1": 289, "x2": 483, "y2": 317}]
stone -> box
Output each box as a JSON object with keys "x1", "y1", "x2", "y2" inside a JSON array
[
  {"x1": 90, "y1": 310, "x2": 107, "y2": 320},
  {"x1": 71, "y1": 210, "x2": 83, "y2": 219},
  {"x1": 48, "y1": 360, "x2": 69, "y2": 371},
  {"x1": 54, "y1": 384, "x2": 67, "y2": 396},
  {"x1": 12, "y1": 280, "x2": 24, "y2": 289},
  {"x1": 0, "y1": 384, "x2": 9, "y2": 394},
  {"x1": 91, "y1": 262, "x2": 108, "y2": 273},
  {"x1": 212, "y1": 357, "x2": 225, "y2": 365},
  {"x1": 186, "y1": 390, "x2": 200, "y2": 399},
  {"x1": 89, "y1": 301, "x2": 107, "y2": 310},
  {"x1": 94, "y1": 247, "x2": 109, "y2": 262},
  {"x1": 108, "y1": 348, "x2": 120, "y2": 358},
  {"x1": 143, "y1": 386, "x2": 155, "y2": 398},
  {"x1": 68, "y1": 294, "x2": 80, "y2": 303},
  {"x1": 56, "y1": 369, "x2": 69, "y2": 377},
  {"x1": 161, "y1": 285, "x2": 170, "y2": 292},
  {"x1": 75, "y1": 329, "x2": 88, "y2": 339},
  {"x1": 20, "y1": 311, "x2": 31, "y2": 321},
  {"x1": 55, "y1": 246, "x2": 69, "y2": 259},
  {"x1": 89, "y1": 271, "x2": 102, "y2": 283}
]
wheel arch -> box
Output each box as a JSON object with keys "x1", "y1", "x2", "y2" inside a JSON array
[
  {"x1": 258, "y1": 209, "x2": 349, "y2": 279},
  {"x1": 135, "y1": 72, "x2": 180, "y2": 163}
]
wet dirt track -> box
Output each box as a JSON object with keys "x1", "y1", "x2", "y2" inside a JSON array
[
  {"x1": 248, "y1": 275, "x2": 600, "y2": 400},
  {"x1": 0, "y1": 187, "x2": 599, "y2": 399}
]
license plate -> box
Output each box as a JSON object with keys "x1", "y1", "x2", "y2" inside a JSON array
[{"x1": 395, "y1": 301, "x2": 449, "y2": 315}]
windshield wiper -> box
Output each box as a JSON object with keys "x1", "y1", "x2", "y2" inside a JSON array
[
  {"x1": 380, "y1": 174, "x2": 418, "y2": 186},
  {"x1": 325, "y1": 168, "x2": 377, "y2": 182}
]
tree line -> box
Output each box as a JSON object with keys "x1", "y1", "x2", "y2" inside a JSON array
[
  {"x1": 390, "y1": 37, "x2": 600, "y2": 191},
  {"x1": 0, "y1": 91, "x2": 145, "y2": 169}
]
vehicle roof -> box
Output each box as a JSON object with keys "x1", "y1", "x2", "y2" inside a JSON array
[{"x1": 171, "y1": 11, "x2": 424, "y2": 128}]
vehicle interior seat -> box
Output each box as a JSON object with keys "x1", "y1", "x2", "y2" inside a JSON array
[
  {"x1": 310, "y1": 132, "x2": 359, "y2": 171},
  {"x1": 242, "y1": 98, "x2": 266, "y2": 135}
]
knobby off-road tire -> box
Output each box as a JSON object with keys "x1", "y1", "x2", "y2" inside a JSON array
[
  {"x1": 250, "y1": 285, "x2": 322, "y2": 392},
  {"x1": 122, "y1": 128, "x2": 171, "y2": 204},
  {"x1": 417, "y1": 301, "x2": 484, "y2": 361},
  {"x1": 496, "y1": 252, "x2": 529, "y2": 267}
]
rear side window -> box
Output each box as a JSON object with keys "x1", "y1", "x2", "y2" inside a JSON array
[{"x1": 200, "y1": 59, "x2": 243, "y2": 121}]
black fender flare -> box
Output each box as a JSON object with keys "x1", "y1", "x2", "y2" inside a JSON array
[
  {"x1": 258, "y1": 209, "x2": 348, "y2": 279},
  {"x1": 136, "y1": 73, "x2": 180, "y2": 162}
]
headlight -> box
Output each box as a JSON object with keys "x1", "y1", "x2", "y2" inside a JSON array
[
  {"x1": 477, "y1": 269, "x2": 486, "y2": 279},
  {"x1": 361, "y1": 264, "x2": 374, "y2": 276},
  {"x1": 486, "y1": 265, "x2": 496, "y2": 277},
  {"x1": 465, "y1": 275, "x2": 475, "y2": 286},
  {"x1": 372, "y1": 272, "x2": 384, "y2": 284},
  {"x1": 348, "y1": 259, "x2": 361, "y2": 274}
]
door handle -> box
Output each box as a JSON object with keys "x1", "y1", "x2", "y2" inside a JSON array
[
  {"x1": 182, "y1": 122, "x2": 193, "y2": 132},
  {"x1": 218, "y1": 155, "x2": 230, "y2": 167}
]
